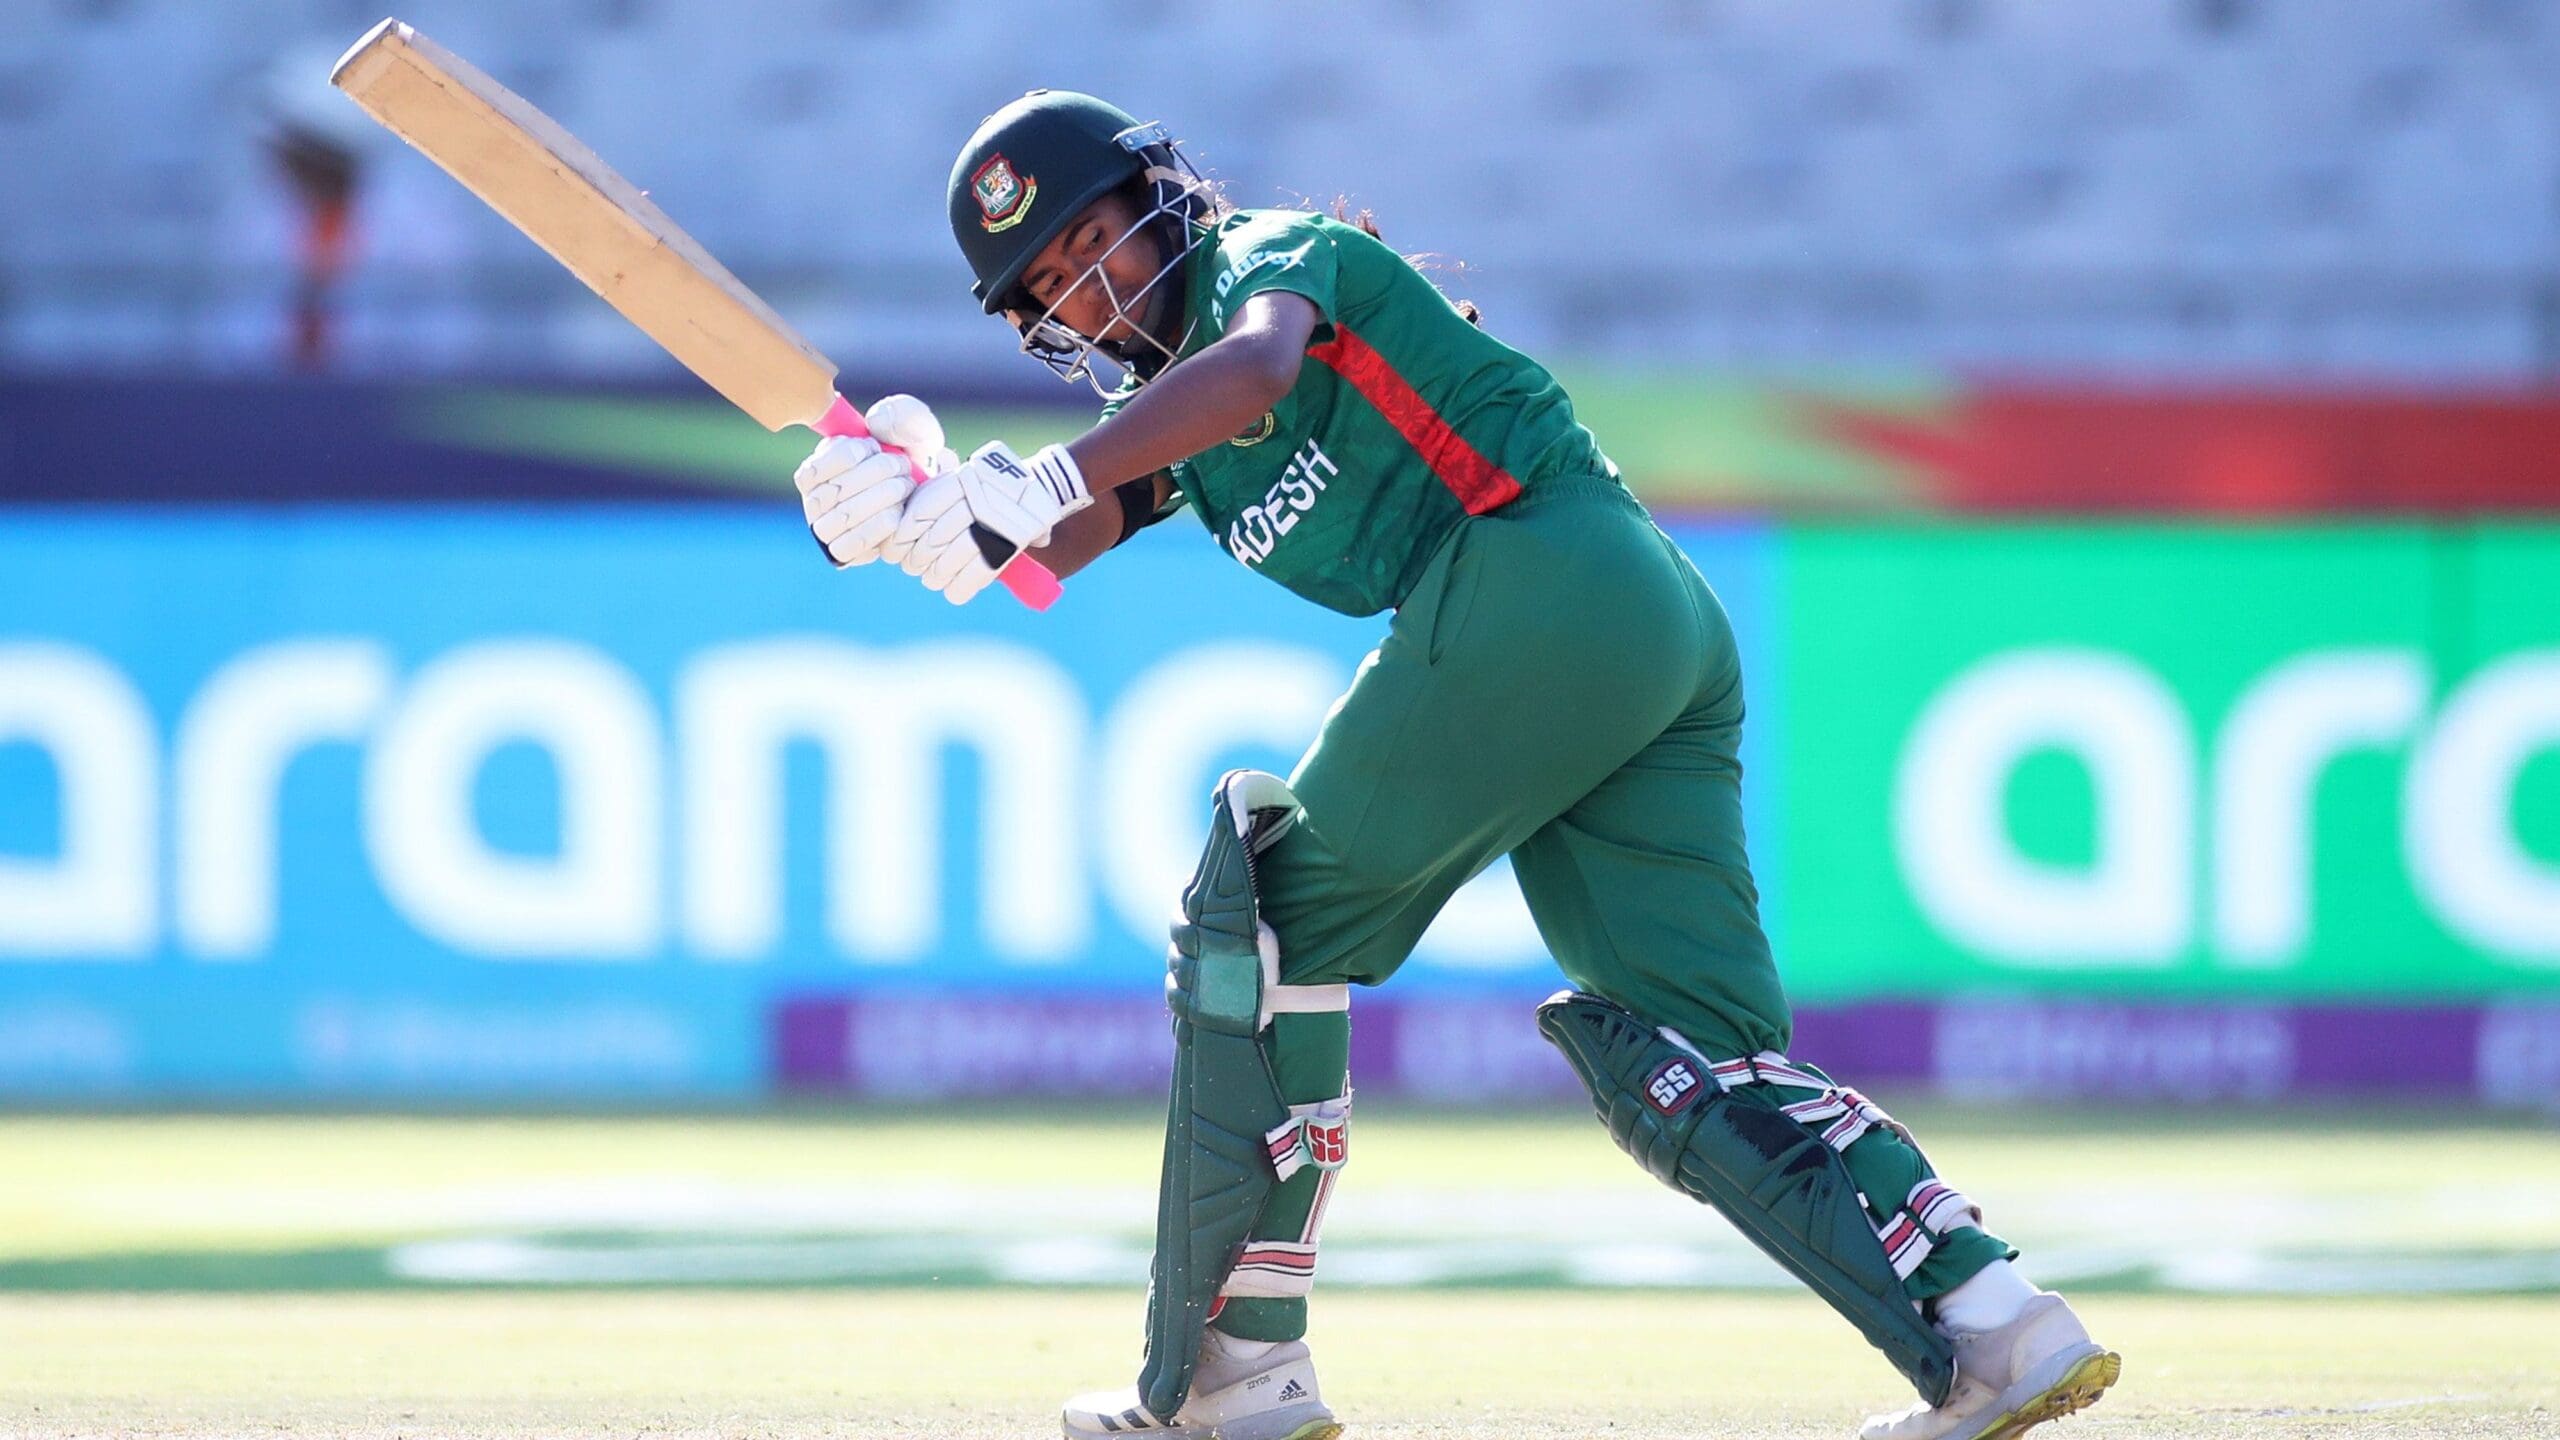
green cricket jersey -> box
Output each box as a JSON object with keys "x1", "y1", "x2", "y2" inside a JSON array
[{"x1": 1106, "y1": 210, "x2": 1618, "y2": 617}]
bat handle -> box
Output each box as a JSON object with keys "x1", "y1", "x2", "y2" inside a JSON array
[{"x1": 814, "y1": 394, "x2": 1064, "y2": 612}]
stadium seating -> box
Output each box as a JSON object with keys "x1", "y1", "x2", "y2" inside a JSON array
[{"x1": 0, "y1": 0, "x2": 2551, "y2": 380}]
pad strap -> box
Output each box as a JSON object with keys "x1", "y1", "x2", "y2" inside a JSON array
[
  {"x1": 1878, "y1": 1179, "x2": 1984, "y2": 1280},
  {"x1": 1268, "y1": 983, "x2": 1351, "y2": 1015},
  {"x1": 1682, "y1": 1039, "x2": 1907, "y2": 1155},
  {"x1": 1224, "y1": 1241, "x2": 1320, "y2": 1297},
  {"x1": 1264, "y1": 1093, "x2": 1352, "y2": 1184}
]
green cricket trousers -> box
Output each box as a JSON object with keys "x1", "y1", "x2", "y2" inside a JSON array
[{"x1": 1212, "y1": 479, "x2": 2010, "y2": 1343}]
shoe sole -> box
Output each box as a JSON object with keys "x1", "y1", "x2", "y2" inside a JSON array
[
  {"x1": 1063, "y1": 1412, "x2": 1341, "y2": 1440},
  {"x1": 1975, "y1": 1347, "x2": 2122, "y2": 1440}
]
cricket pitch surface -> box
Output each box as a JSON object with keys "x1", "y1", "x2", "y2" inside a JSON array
[{"x1": 1, "y1": 1105, "x2": 2553, "y2": 1437}]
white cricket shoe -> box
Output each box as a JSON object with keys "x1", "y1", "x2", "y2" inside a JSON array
[
  {"x1": 1858, "y1": 1293, "x2": 2121, "y2": 1440},
  {"x1": 1061, "y1": 1328, "x2": 1340, "y2": 1440}
]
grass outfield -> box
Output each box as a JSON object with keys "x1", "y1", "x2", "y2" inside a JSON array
[
  {"x1": 2, "y1": 1105, "x2": 2555, "y2": 1286},
  {"x1": 2, "y1": 1292, "x2": 2556, "y2": 1438},
  {"x1": 0, "y1": 1106, "x2": 2554, "y2": 1434}
]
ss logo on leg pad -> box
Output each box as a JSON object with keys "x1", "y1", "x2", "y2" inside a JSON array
[{"x1": 1645, "y1": 1059, "x2": 1703, "y2": 1115}]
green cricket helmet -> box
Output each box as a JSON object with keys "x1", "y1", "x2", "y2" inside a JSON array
[{"x1": 948, "y1": 89, "x2": 1214, "y2": 386}]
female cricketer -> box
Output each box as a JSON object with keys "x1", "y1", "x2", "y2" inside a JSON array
[{"x1": 790, "y1": 90, "x2": 2121, "y2": 1440}]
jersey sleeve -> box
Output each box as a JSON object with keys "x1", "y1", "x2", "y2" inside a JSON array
[{"x1": 1201, "y1": 212, "x2": 1341, "y2": 341}]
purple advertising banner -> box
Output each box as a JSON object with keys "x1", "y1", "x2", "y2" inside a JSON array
[{"x1": 772, "y1": 996, "x2": 2560, "y2": 1106}]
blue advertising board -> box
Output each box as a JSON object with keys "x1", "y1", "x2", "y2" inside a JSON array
[{"x1": 0, "y1": 508, "x2": 1776, "y2": 1098}]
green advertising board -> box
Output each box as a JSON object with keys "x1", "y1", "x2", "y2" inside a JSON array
[{"x1": 1775, "y1": 524, "x2": 2560, "y2": 1001}]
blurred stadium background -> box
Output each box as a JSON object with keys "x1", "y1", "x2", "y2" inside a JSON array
[{"x1": 3, "y1": 2, "x2": 2558, "y2": 1436}]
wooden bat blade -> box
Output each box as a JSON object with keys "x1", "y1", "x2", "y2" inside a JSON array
[
  {"x1": 330, "y1": 18, "x2": 838, "y2": 432},
  {"x1": 326, "y1": 19, "x2": 1070, "y2": 612}
]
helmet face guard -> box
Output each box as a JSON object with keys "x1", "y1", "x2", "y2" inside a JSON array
[{"x1": 1013, "y1": 122, "x2": 1216, "y2": 395}]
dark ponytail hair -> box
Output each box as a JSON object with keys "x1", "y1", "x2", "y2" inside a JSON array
[{"x1": 1330, "y1": 198, "x2": 1483, "y2": 325}]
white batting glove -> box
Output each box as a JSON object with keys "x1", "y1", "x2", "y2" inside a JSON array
[
  {"x1": 889, "y1": 441, "x2": 1090, "y2": 605},
  {"x1": 793, "y1": 395, "x2": 958, "y2": 569},
  {"x1": 956, "y1": 440, "x2": 1091, "y2": 553}
]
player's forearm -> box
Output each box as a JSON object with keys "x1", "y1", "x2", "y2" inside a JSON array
[
  {"x1": 1027, "y1": 496, "x2": 1126, "y2": 579},
  {"x1": 1065, "y1": 293, "x2": 1321, "y2": 492},
  {"x1": 1065, "y1": 334, "x2": 1300, "y2": 491}
]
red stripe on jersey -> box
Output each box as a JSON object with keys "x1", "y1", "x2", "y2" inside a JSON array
[{"x1": 1307, "y1": 324, "x2": 1522, "y2": 514}]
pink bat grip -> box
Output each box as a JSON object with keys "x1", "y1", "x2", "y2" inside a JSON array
[{"x1": 812, "y1": 393, "x2": 1063, "y2": 611}]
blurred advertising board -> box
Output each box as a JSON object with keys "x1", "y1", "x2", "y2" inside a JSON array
[
  {"x1": 0, "y1": 509, "x2": 1769, "y2": 1099},
  {"x1": 1775, "y1": 526, "x2": 2560, "y2": 1001},
  {"x1": 1, "y1": 507, "x2": 2555, "y2": 1103}
]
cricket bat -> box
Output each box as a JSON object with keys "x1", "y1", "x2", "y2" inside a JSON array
[{"x1": 328, "y1": 17, "x2": 1061, "y2": 609}]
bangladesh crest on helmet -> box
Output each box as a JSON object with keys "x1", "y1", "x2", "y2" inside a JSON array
[
  {"x1": 949, "y1": 91, "x2": 1192, "y2": 315},
  {"x1": 972, "y1": 154, "x2": 1037, "y2": 233}
]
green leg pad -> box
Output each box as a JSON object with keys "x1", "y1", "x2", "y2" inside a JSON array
[
  {"x1": 1537, "y1": 990, "x2": 1957, "y2": 1405},
  {"x1": 1138, "y1": 770, "x2": 1304, "y2": 1420},
  {"x1": 1139, "y1": 1020, "x2": 1289, "y2": 1419}
]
